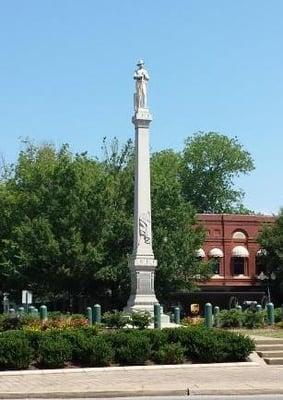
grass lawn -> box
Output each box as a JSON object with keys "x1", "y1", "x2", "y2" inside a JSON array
[{"x1": 228, "y1": 327, "x2": 283, "y2": 338}]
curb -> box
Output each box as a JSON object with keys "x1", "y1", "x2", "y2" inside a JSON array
[
  {"x1": 1, "y1": 388, "x2": 283, "y2": 398},
  {"x1": 0, "y1": 353, "x2": 261, "y2": 377}
]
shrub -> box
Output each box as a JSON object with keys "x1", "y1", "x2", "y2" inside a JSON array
[
  {"x1": 75, "y1": 334, "x2": 114, "y2": 367},
  {"x1": 188, "y1": 327, "x2": 255, "y2": 362},
  {"x1": 37, "y1": 333, "x2": 72, "y2": 368},
  {"x1": 219, "y1": 309, "x2": 244, "y2": 328},
  {"x1": 274, "y1": 308, "x2": 283, "y2": 323},
  {"x1": 130, "y1": 311, "x2": 152, "y2": 329},
  {"x1": 0, "y1": 331, "x2": 33, "y2": 370},
  {"x1": 152, "y1": 343, "x2": 185, "y2": 364},
  {"x1": 163, "y1": 326, "x2": 255, "y2": 363},
  {"x1": 0, "y1": 316, "x2": 23, "y2": 331},
  {"x1": 243, "y1": 311, "x2": 265, "y2": 329},
  {"x1": 145, "y1": 329, "x2": 168, "y2": 352},
  {"x1": 102, "y1": 311, "x2": 129, "y2": 329},
  {"x1": 113, "y1": 331, "x2": 151, "y2": 365}
]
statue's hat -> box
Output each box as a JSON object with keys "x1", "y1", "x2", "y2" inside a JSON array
[{"x1": 137, "y1": 59, "x2": 144, "y2": 66}]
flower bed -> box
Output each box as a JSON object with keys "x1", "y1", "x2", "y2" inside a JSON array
[{"x1": 0, "y1": 326, "x2": 255, "y2": 370}]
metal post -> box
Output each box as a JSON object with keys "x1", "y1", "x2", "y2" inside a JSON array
[
  {"x1": 18, "y1": 307, "x2": 25, "y2": 316},
  {"x1": 3, "y1": 293, "x2": 9, "y2": 314},
  {"x1": 9, "y1": 308, "x2": 15, "y2": 317},
  {"x1": 267, "y1": 302, "x2": 274, "y2": 325},
  {"x1": 204, "y1": 303, "x2": 212, "y2": 328},
  {"x1": 86, "y1": 307, "x2": 92, "y2": 326},
  {"x1": 214, "y1": 306, "x2": 220, "y2": 328},
  {"x1": 256, "y1": 304, "x2": 262, "y2": 312},
  {"x1": 93, "y1": 304, "x2": 101, "y2": 324},
  {"x1": 154, "y1": 303, "x2": 161, "y2": 329},
  {"x1": 174, "y1": 307, "x2": 180, "y2": 324},
  {"x1": 28, "y1": 306, "x2": 35, "y2": 314},
  {"x1": 236, "y1": 305, "x2": 242, "y2": 312},
  {"x1": 40, "y1": 305, "x2": 48, "y2": 321}
]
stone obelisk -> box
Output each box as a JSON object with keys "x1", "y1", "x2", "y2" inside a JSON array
[{"x1": 125, "y1": 60, "x2": 158, "y2": 312}]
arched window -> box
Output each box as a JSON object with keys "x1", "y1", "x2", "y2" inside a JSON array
[
  {"x1": 196, "y1": 248, "x2": 205, "y2": 259},
  {"x1": 209, "y1": 248, "x2": 223, "y2": 275},
  {"x1": 232, "y1": 246, "x2": 249, "y2": 275},
  {"x1": 232, "y1": 231, "x2": 247, "y2": 240}
]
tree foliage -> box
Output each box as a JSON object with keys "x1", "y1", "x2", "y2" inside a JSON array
[
  {"x1": 258, "y1": 209, "x2": 283, "y2": 295},
  {"x1": 0, "y1": 131, "x2": 253, "y2": 309},
  {"x1": 181, "y1": 132, "x2": 255, "y2": 213}
]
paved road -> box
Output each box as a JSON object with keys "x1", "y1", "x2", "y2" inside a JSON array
[{"x1": 59, "y1": 396, "x2": 283, "y2": 400}]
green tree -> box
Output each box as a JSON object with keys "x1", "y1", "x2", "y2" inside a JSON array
[
  {"x1": 181, "y1": 132, "x2": 255, "y2": 213},
  {"x1": 258, "y1": 209, "x2": 283, "y2": 297},
  {"x1": 0, "y1": 139, "x2": 213, "y2": 309},
  {"x1": 151, "y1": 150, "x2": 212, "y2": 301}
]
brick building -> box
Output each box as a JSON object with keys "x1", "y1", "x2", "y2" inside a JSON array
[{"x1": 176, "y1": 214, "x2": 276, "y2": 309}]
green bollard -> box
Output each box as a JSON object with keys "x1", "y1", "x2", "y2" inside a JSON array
[
  {"x1": 93, "y1": 304, "x2": 101, "y2": 324},
  {"x1": 174, "y1": 307, "x2": 180, "y2": 324},
  {"x1": 154, "y1": 303, "x2": 161, "y2": 329},
  {"x1": 86, "y1": 307, "x2": 92, "y2": 326},
  {"x1": 235, "y1": 305, "x2": 242, "y2": 312},
  {"x1": 204, "y1": 303, "x2": 213, "y2": 328},
  {"x1": 28, "y1": 306, "x2": 35, "y2": 314},
  {"x1": 40, "y1": 305, "x2": 48, "y2": 321},
  {"x1": 18, "y1": 307, "x2": 25, "y2": 316},
  {"x1": 267, "y1": 302, "x2": 274, "y2": 325},
  {"x1": 169, "y1": 312, "x2": 174, "y2": 323},
  {"x1": 256, "y1": 304, "x2": 262, "y2": 312},
  {"x1": 33, "y1": 308, "x2": 39, "y2": 317},
  {"x1": 214, "y1": 306, "x2": 220, "y2": 328},
  {"x1": 9, "y1": 308, "x2": 16, "y2": 316}
]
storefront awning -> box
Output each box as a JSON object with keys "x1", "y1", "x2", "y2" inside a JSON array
[
  {"x1": 196, "y1": 248, "x2": 205, "y2": 258},
  {"x1": 209, "y1": 248, "x2": 223, "y2": 258},
  {"x1": 232, "y1": 245, "x2": 249, "y2": 258}
]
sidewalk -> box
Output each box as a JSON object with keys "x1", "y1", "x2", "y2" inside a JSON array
[{"x1": 0, "y1": 353, "x2": 283, "y2": 398}]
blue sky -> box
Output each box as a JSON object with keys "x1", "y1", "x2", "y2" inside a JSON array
[{"x1": 0, "y1": 1, "x2": 282, "y2": 214}]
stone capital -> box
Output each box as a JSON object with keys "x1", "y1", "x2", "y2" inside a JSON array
[{"x1": 132, "y1": 108, "x2": 152, "y2": 127}]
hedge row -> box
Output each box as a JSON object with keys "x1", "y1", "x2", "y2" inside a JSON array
[
  {"x1": 218, "y1": 308, "x2": 282, "y2": 329},
  {"x1": 0, "y1": 326, "x2": 255, "y2": 370}
]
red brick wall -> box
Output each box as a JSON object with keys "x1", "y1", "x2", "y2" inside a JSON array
[{"x1": 196, "y1": 214, "x2": 275, "y2": 288}]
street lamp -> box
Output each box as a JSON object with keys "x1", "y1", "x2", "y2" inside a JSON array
[{"x1": 258, "y1": 271, "x2": 276, "y2": 303}]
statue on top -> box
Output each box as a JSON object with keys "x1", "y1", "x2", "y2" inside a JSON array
[{"x1": 134, "y1": 60, "x2": 149, "y2": 111}]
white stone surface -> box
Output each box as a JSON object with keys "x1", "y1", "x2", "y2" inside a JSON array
[{"x1": 125, "y1": 63, "x2": 158, "y2": 312}]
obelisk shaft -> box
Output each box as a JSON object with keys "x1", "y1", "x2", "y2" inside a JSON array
[{"x1": 125, "y1": 61, "x2": 158, "y2": 312}]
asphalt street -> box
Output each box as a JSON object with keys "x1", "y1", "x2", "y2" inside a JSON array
[{"x1": 60, "y1": 396, "x2": 283, "y2": 400}]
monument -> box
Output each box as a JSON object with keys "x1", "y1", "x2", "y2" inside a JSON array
[{"x1": 125, "y1": 61, "x2": 168, "y2": 320}]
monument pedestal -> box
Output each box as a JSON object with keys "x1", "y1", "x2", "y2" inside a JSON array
[{"x1": 125, "y1": 255, "x2": 158, "y2": 312}]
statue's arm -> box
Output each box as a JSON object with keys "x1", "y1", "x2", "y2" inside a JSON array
[{"x1": 144, "y1": 70, "x2": 150, "y2": 80}]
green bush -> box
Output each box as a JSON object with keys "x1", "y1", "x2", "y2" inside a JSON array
[
  {"x1": 152, "y1": 343, "x2": 185, "y2": 364},
  {"x1": 102, "y1": 311, "x2": 129, "y2": 329},
  {"x1": 219, "y1": 309, "x2": 244, "y2": 328},
  {"x1": 274, "y1": 308, "x2": 283, "y2": 323},
  {"x1": 0, "y1": 316, "x2": 23, "y2": 331},
  {"x1": 243, "y1": 311, "x2": 265, "y2": 329},
  {"x1": 145, "y1": 329, "x2": 168, "y2": 352},
  {"x1": 130, "y1": 311, "x2": 152, "y2": 330},
  {"x1": 113, "y1": 331, "x2": 151, "y2": 365},
  {"x1": 37, "y1": 333, "x2": 72, "y2": 368},
  {"x1": 163, "y1": 326, "x2": 255, "y2": 363},
  {"x1": 189, "y1": 327, "x2": 254, "y2": 362},
  {"x1": 0, "y1": 331, "x2": 33, "y2": 370},
  {"x1": 76, "y1": 334, "x2": 114, "y2": 367}
]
